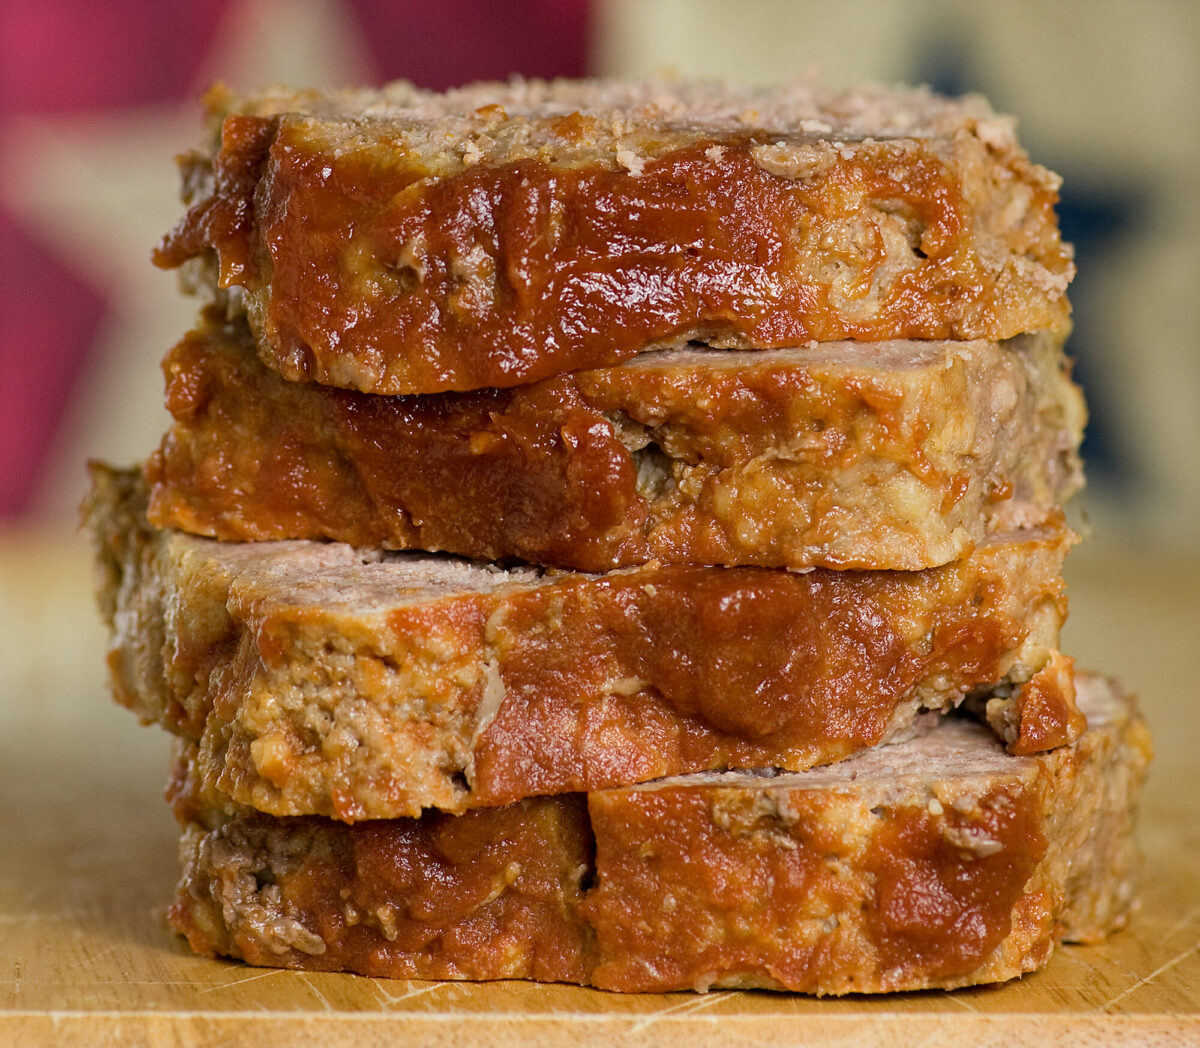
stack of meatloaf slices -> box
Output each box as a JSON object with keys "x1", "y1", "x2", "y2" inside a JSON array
[{"x1": 86, "y1": 78, "x2": 1151, "y2": 994}]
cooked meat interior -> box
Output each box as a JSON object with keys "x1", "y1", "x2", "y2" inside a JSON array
[
  {"x1": 146, "y1": 311, "x2": 1084, "y2": 572},
  {"x1": 87, "y1": 463, "x2": 1080, "y2": 821},
  {"x1": 156, "y1": 79, "x2": 1073, "y2": 394},
  {"x1": 168, "y1": 673, "x2": 1149, "y2": 994}
]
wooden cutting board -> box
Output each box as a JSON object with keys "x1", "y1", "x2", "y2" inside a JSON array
[{"x1": 1, "y1": 536, "x2": 1197, "y2": 1046}]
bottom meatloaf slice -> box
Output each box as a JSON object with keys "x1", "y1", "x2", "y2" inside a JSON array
[
  {"x1": 169, "y1": 672, "x2": 1150, "y2": 994},
  {"x1": 86, "y1": 463, "x2": 1080, "y2": 822}
]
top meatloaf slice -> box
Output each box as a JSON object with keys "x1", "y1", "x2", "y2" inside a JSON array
[{"x1": 155, "y1": 78, "x2": 1074, "y2": 394}]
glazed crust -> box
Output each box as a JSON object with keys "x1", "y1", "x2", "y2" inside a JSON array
[
  {"x1": 145, "y1": 312, "x2": 1084, "y2": 573},
  {"x1": 170, "y1": 791, "x2": 595, "y2": 983},
  {"x1": 86, "y1": 464, "x2": 1078, "y2": 821},
  {"x1": 168, "y1": 673, "x2": 1151, "y2": 994},
  {"x1": 155, "y1": 79, "x2": 1073, "y2": 394}
]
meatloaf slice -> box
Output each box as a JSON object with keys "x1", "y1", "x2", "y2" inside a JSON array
[
  {"x1": 168, "y1": 673, "x2": 1150, "y2": 993},
  {"x1": 146, "y1": 311, "x2": 1084, "y2": 573},
  {"x1": 86, "y1": 464, "x2": 1079, "y2": 821},
  {"x1": 155, "y1": 78, "x2": 1073, "y2": 394}
]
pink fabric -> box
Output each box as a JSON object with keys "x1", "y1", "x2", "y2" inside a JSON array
[
  {"x1": 356, "y1": 0, "x2": 591, "y2": 90},
  {"x1": 0, "y1": 213, "x2": 105, "y2": 513},
  {"x1": 0, "y1": 1, "x2": 229, "y2": 112}
]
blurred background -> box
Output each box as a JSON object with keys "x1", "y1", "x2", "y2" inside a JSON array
[{"x1": 1, "y1": 0, "x2": 1197, "y2": 541}]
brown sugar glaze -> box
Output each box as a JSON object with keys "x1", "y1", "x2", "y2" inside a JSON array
[
  {"x1": 147, "y1": 318, "x2": 1081, "y2": 573},
  {"x1": 165, "y1": 676, "x2": 1146, "y2": 992},
  {"x1": 150, "y1": 324, "x2": 638, "y2": 566},
  {"x1": 463, "y1": 560, "x2": 1027, "y2": 807},
  {"x1": 583, "y1": 781, "x2": 1047, "y2": 991},
  {"x1": 157, "y1": 114, "x2": 1071, "y2": 394},
  {"x1": 169, "y1": 800, "x2": 594, "y2": 982},
  {"x1": 861, "y1": 790, "x2": 1048, "y2": 982},
  {"x1": 1006, "y1": 652, "x2": 1088, "y2": 755}
]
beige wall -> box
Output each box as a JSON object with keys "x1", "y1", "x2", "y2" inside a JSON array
[{"x1": 596, "y1": 0, "x2": 1200, "y2": 546}]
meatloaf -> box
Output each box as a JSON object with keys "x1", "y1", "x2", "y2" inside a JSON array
[
  {"x1": 86, "y1": 463, "x2": 1079, "y2": 821},
  {"x1": 168, "y1": 672, "x2": 1149, "y2": 994},
  {"x1": 146, "y1": 310, "x2": 1084, "y2": 572},
  {"x1": 155, "y1": 78, "x2": 1074, "y2": 394}
]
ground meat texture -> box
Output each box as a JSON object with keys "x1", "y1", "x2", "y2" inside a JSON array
[
  {"x1": 170, "y1": 674, "x2": 1150, "y2": 994},
  {"x1": 85, "y1": 465, "x2": 1079, "y2": 822},
  {"x1": 155, "y1": 78, "x2": 1073, "y2": 395},
  {"x1": 144, "y1": 312, "x2": 1084, "y2": 573}
]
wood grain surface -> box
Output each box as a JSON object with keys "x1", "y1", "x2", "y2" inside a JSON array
[{"x1": 1, "y1": 532, "x2": 1197, "y2": 1047}]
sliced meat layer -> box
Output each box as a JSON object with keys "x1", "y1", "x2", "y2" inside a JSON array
[{"x1": 87, "y1": 464, "x2": 1078, "y2": 821}]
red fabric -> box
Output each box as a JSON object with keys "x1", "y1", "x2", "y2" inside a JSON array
[
  {"x1": 0, "y1": 213, "x2": 106, "y2": 513},
  {"x1": 352, "y1": 0, "x2": 592, "y2": 89},
  {"x1": 0, "y1": 0, "x2": 593, "y2": 517},
  {"x1": 0, "y1": 1, "x2": 230, "y2": 112}
]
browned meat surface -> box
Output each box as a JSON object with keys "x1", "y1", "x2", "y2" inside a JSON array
[
  {"x1": 156, "y1": 78, "x2": 1073, "y2": 394},
  {"x1": 86, "y1": 464, "x2": 1077, "y2": 821},
  {"x1": 169, "y1": 674, "x2": 1149, "y2": 993},
  {"x1": 146, "y1": 312, "x2": 1084, "y2": 572}
]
